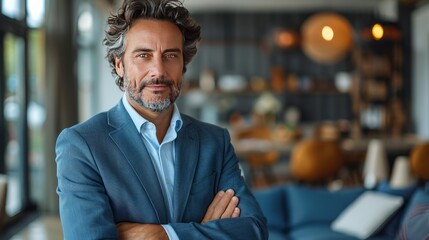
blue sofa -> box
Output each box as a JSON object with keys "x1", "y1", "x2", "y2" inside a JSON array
[{"x1": 253, "y1": 181, "x2": 429, "y2": 240}]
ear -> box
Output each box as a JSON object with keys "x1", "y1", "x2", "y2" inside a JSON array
[{"x1": 115, "y1": 57, "x2": 124, "y2": 77}]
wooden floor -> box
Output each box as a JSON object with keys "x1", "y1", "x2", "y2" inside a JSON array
[{"x1": 9, "y1": 215, "x2": 63, "y2": 240}]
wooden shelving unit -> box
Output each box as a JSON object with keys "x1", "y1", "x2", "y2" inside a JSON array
[{"x1": 351, "y1": 38, "x2": 405, "y2": 137}]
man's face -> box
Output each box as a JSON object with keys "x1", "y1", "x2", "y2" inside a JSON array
[{"x1": 115, "y1": 19, "x2": 184, "y2": 112}]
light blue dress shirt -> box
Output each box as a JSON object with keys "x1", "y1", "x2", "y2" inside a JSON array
[{"x1": 122, "y1": 95, "x2": 181, "y2": 240}]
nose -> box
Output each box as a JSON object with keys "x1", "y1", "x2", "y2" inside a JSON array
[{"x1": 149, "y1": 56, "x2": 165, "y2": 79}]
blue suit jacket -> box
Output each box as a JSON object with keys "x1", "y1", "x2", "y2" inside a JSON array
[{"x1": 56, "y1": 101, "x2": 267, "y2": 239}]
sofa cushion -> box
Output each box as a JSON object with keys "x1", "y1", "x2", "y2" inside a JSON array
[
  {"x1": 290, "y1": 223, "x2": 392, "y2": 240},
  {"x1": 267, "y1": 229, "x2": 288, "y2": 240},
  {"x1": 331, "y1": 191, "x2": 403, "y2": 239},
  {"x1": 397, "y1": 203, "x2": 429, "y2": 240},
  {"x1": 286, "y1": 184, "x2": 364, "y2": 228},
  {"x1": 396, "y1": 189, "x2": 429, "y2": 239},
  {"x1": 290, "y1": 223, "x2": 359, "y2": 240},
  {"x1": 376, "y1": 180, "x2": 417, "y2": 199},
  {"x1": 374, "y1": 180, "x2": 418, "y2": 238},
  {"x1": 399, "y1": 186, "x2": 429, "y2": 225},
  {"x1": 253, "y1": 185, "x2": 289, "y2": 231}
]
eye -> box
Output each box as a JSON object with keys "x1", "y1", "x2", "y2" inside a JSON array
[
  {"x1": 164, "y1": 53, "x2": 178, "y2": 59},
  {"x1": 137, "y1": 53, "x2": 150, "y2": 59}
]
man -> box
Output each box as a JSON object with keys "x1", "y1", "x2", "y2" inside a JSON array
[{"x1": 56, "y1": 0, "x2": 267, "y2": 239}]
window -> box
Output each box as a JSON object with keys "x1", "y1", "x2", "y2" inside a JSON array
[
  {"x1": 1, "y1": 0, "x2": 25, "y2": 21},
  {"x1": 3, "y1": 32, "x2": 26, "y2": 216},
  {"x1": 0, "y1": 0, "x2": 46, "y2": 233},
  {"x1": 28, "y1": 26, "x2": 46, "y2": 212}
]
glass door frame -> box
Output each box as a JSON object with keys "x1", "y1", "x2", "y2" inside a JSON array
[{"x1": 0, "y1": 0, "x2": 36, "y2": 234}]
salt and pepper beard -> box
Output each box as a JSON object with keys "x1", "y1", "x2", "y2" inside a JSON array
[{"x1": 123, "y1": 69, "x2": 182, "y2": 112}]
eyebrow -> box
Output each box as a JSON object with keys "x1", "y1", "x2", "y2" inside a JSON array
[
  {"x1": 164, "y1": 48, "x2": 182, "y2": 54},
  {"x1": 131, "y1": 48, "x2": 182, "y2": 54}
]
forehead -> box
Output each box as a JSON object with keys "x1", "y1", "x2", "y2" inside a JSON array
[{"x1": 125, "y1": 19, "x2": 183, "y2": 50}]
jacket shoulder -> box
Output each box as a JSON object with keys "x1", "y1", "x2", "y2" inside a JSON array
[
  {"x1": 181, "y1": 114, "x2": 225, "y2": 132},
  {"x1": 69, "y1": 112, "x2": 109, "y2": 133}
]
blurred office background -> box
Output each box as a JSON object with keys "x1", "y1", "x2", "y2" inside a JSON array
[{"x1": 1, "y1": 0, "x2": 429, "y2": 238}]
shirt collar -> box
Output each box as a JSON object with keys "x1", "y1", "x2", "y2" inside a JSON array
[{"x1": 122, "y1": 94, "x2": 183, "y2": 133}]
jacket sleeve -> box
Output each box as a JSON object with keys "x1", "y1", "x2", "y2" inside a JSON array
[
  {"x1": 169, "y1": 129, "x2": 268, "y2": 240},
  {"x1": 56, "y1": 128, "x2": 119, "y2": 240}
]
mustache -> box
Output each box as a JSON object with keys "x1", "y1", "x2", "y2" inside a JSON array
[{"x1": 139, "y1": 78, "x2": 174, "y2": 91}]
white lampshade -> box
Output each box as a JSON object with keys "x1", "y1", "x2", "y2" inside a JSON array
[
  {"x1": 390, "y1": 156, "x2": 416, "y2": 188},
  {"x1": 363, "y1": 139, "x2": 389, "y2": 189}
]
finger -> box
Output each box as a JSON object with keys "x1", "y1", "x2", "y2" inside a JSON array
[
  {"x1": 221, "y1": 196, "x2": 239, "y2": 219},
  {"x1": 201, "y1": 190, "x2": 225, "y2": 224},
  {"x1": 206, "y1": 190, "x2": 225, "y2": 215},
  {"x1": 232, "y1": 207, "x2": 240, "y2": 218},
  {"x1": 208, "y1": 190, "x2": 226, "y2": 215},
  {"x1": 210, "y1": 189, "x2": 235, "y2": 220}
]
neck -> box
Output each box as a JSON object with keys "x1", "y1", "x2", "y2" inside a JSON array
[
  {"x1": 145, "y1": 108, "x2": 174, "y2": 144},
  {"x1": 127, "y1": 97, "x2": 174, "y2": 143}
]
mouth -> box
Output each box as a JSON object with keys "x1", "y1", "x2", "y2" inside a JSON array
[
  {"x1": 145, "y1": 84, "x2": 169, "y2": 92},
  {"x1": 140, "y1": 79, "x2": 173, "y2": 92}
]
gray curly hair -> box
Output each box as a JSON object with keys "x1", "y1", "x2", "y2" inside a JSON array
[{"x1": 103, "y1": 0, "x2": 201, "y2": 90}]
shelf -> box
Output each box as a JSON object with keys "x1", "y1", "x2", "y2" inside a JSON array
[{"x1": 352, "y1": 42, "x2": 405, "y2": 136}]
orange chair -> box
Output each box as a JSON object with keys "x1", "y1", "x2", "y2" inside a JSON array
[
  {"x1": 410, "y1": 142, "x2": 429, "y2": 181},
  {"x1": 290, "y1": 139, "x2": 343, "y2": 184}
]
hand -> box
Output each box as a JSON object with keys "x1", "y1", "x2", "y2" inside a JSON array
[
  {"x1": 201, "y1": 189, "x2": 240, "y2": 224},
  {"x1": 116, "y1": 222, "x2": 168, "y2": 240}
]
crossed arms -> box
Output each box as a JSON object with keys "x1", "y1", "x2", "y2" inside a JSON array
[{"x1": 117, "y1": 189, "x2": 240, "y2": 239}]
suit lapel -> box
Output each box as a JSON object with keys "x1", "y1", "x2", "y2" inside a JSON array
[
  {"x1": 107, "y1": 101, "x2": 170, "y2": 223},
  {"x1": 172, "y1": 117, "x2": 199, "y2": 222}
]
